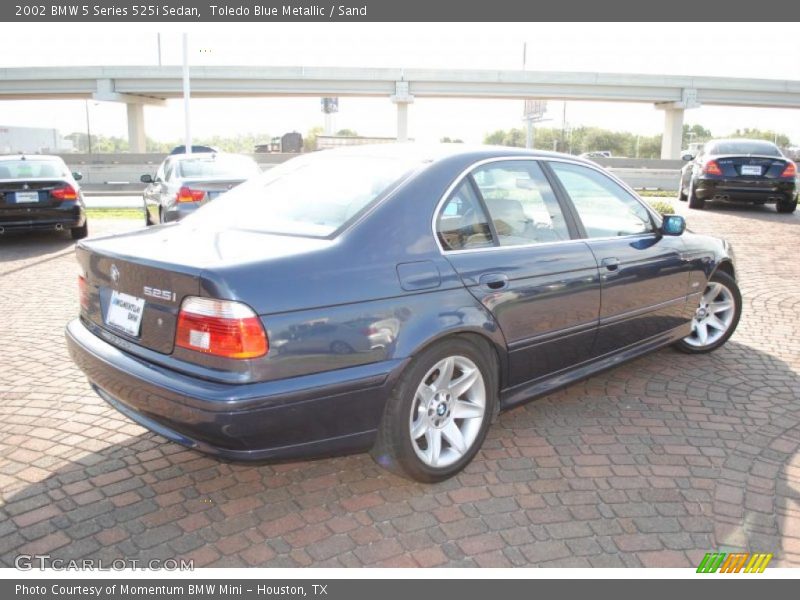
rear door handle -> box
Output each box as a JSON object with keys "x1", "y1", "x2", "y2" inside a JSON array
[
  {"x1": 600, "y1": 257, "x2": 620, "y2": 271},
  {"x1": 479, "y1": 273, "x2": 509, "y2": 290}
]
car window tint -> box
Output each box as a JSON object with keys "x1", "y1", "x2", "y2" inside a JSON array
[
  {"x1": 164, "y1": 162, "x2": 174, "y2": 181},
  {"x1": 550, "y1": 162, "x2": 654, "y2": 238},
  {"x1": 177, "y1": 156, "x2": 260, "y2": 179},
  {"x1": 472, "y1": 161, "x2": 569, "y2": 246},
  {"x1": 436, "y1": 180, "x2": 494, "y2": 251},
  {"x1": 184, "y1": 154, "x2": 420, "y2": 238},
  {"x1": 0, "y1": 159, "x2": 67, "y2": 179}
]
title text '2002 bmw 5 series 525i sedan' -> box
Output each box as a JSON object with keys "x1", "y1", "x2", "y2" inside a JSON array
[{"x1": 66, "y1": 145, "x2": 741, "y2": 482}]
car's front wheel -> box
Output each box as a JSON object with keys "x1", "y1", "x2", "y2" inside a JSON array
[
  {"x1": 674, "y1": 270, "x2": 741, "y2": 354},
  {"x1": 371, "y1": 336, "x2": 497, "y2": 482}
]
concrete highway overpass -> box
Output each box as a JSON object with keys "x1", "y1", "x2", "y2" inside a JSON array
[{"x1": 3, "y1": 66, "x2": 800, "y2": 158}]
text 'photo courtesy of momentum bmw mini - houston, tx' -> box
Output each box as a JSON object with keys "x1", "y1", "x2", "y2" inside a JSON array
[{"x1": 66, "y1": 144, "x2": 742, "y2": 482}]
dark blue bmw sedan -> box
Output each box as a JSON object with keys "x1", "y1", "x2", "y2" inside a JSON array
[{"x1": 66, "y1": 145, "x2": 741, "y2": 481}]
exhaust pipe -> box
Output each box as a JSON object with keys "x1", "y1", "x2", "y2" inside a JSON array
[
  {"x1": 55, "y1": 223, "x2": 63, "y2": 231},
  {"x1": 0, "y1": 226, "x2": 4, "y2": 235}
]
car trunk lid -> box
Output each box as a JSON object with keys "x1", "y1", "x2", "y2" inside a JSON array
[
  {"x1": 0, "y1": 179, "x2": 75, "y2": 219},
  {"x1": 714, "y1": 155, "x2": 791, "y2": 179}
]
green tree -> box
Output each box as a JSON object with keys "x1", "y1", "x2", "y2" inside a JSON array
[
  {"x1": 335, "y1": 128, "x2": 358, "y2": 137},
  {"x1": 304, "y1": 126, "x2": 324, "y2": 152},
  {"x1": 682, "y1": 124, "x2": 712, "y2": 148},
  {"x1": 729, "y1": 128, "x2": 791, "y2": 147}
]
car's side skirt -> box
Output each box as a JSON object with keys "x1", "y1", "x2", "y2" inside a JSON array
[{"x1": 499, "y1": 322, "x2": 692, "y2": 411}]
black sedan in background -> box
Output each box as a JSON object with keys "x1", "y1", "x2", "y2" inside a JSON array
[
  {"x1": 0, "y1": 155, "x2": 88, "y2": 238},
  {"x1": 67, "y1": 145, "x2": 741, "y2": 482},
  {"x1": 679, "y1": 139, "x2": 797, "y2": 213}
]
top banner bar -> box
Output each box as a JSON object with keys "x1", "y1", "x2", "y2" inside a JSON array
[{"x1": 3, "y1": 0, "x2": 800, "y2": 22}]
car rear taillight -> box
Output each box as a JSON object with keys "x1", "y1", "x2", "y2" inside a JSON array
[
  {"x1": 175, "y1": 297, "x2": 268, "y2": 359},
  {"x1": 78, "y1": 275, "x2": 89, "y2": 311},
  {"x1": 781, "y1": 162, "x2": 797, "y2": 178},
  {"x1": 702, "y1": 160, "x2": 723, "y2": 176},
  {"x1": 176, "y1": 187, "x2": 206, "y2": 203},
  {"x1": 51, "y1": 184, "x2": 78, "y2": 201}
]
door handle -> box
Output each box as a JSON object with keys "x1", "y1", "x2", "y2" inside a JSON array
[
  {"x1": 600, "y1": 257, "x2": 620, "y2": 271},
  {"x1": 479, "y1": 273, "x2": 509, "y2": 290}
]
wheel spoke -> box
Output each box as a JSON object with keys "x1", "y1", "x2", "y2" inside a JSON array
[
  {"x1": 434, "y1": 357, "x2": 455, "y2": 390},
  {"x1": 449, "y1": 367, "x2": 479, "y2": 399},
  {"x1": 416, "y1": 384, "x2": 434, "y2": 404},
  {"x1": 704, "y1": 282, "x2": 722, "y2": 303},
  {"x1": 706, "y1": 315, "x2": 727, "y2": 332},
  {"x1": 709, "y1": 300, "x2": 733, "y2": 314},
  {"x1": 452, "y1": 399, "x2": 484, "y2": 420},
  {"x1": 696, "y1": 321, "x2": 709, "y2": 345},
  {"x1": 410, "y1": 417, "x2": 427, "y2": 441},
  {"x1": 426, "y1": 428, "x2": 442, "y2": 467},
  {"x1": 442, "y1": 421, "x2": 466, "y2": 455}
]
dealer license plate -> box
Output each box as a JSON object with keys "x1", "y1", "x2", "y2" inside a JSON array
[
  {"x1": 14, "y1": 191, "x2": 39, "y2": 203},
  {"x1": 106, "y1": 290, "x2": 145, "y2": 337},
  {"x1": 741, "y1": 165, "x2": 761, "y2": 176}
]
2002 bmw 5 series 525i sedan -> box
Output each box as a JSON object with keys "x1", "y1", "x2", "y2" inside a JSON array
[{"x1": 66, "y1": 145, "x2": 741, "y2": 482}]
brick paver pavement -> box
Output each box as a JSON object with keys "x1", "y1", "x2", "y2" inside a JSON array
[{"x1": 1, "y1": 202, "x2": 798, "y2": 568}]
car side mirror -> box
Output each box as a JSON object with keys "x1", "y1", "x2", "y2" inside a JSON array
[
  {"x1": 140, "y1": 174, "x2": 153, "y2": 184},
  {"x1": 72, "y1": 171, "x2": 83, "y2": 181},
  {"x1": 681, "y1": 154, "x2": 694, "y2": 161},
  {"x1": 661, "y1": 214, "x2": 686, "y2": 236}
]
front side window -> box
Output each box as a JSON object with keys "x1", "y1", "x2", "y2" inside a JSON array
[
  {"x1": 472, "y1": 161, "x2": 570, "y2": 246},
  {"x1": 436, "y1": 180, "x2": 494, "y2": 251},
  {"x1": 549, "y1": 162, "x2": 655, "y2": 238}
]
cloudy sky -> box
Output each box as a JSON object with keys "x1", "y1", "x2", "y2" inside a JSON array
[{"x1": 1, "y1": 22, "x2": 799, "y2": 145}]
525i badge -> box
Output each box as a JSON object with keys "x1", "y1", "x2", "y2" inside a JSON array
[{"x1": 143, "y1": 286, "x2": 176, "y2": 302}]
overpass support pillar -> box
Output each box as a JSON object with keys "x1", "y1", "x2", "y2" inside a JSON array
[
  {"x1": 126, "y1": 103, "x2": 147, "y2": 153},
  {"x1": 391, "y1": 81, "x2": 414, "y2": 142},
  {"x1": 660, "y1": 107, "x2": 684, "y2": 160},
  {"x1": 656, "y1": 89, "x2": 699, "y2": 160}
]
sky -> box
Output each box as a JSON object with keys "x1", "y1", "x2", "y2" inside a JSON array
[{"x1": 1, "y1": 22, "x2": 799, "y2": 145}]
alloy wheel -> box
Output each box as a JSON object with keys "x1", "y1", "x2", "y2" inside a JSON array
[
  {"x1": 408, "y1": 355, "x2": 486, "y2": 468},
  {"x1": 683, "y1": 281, "x2": 736, "y2": 348}
]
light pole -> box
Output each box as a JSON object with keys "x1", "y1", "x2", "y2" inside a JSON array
[
  {"x1": 84, "y1": 100, "x2": 92, "y2": 155},
  {"x1": 182, "y1": 33, "x2": 192, "y2": 154}
]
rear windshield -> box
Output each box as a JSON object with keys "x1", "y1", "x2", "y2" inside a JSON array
[
  {"x1": 707, "y1": 140, "x2": 782, "y2": 156},
  {"x1": 183, "y1": 153, "x2": 420, "y2": 238},
  {"x1": 0, "y1": 159, "x2": 68, "y2": 180},
  {"x1": 177, "y1": 155, "x2": 260, "y2": 179}
]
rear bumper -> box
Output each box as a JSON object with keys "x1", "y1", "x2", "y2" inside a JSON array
[
  {"x1": 695, "y1": 178, "x2": 796, "y2": 202},
  {"x1": 0, "y1": 204, "x2": 85, "y2": 232},
  {"x1": 163, "y1": 203, "x2": 198, "y2": 222},
  {"x1": 66, "y1": 318, "x2": 401, "y2": 461}
]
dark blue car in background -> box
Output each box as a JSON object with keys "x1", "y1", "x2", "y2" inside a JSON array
[{"x1": 66, "y1": 145, "x2": 741, "y2": 481}]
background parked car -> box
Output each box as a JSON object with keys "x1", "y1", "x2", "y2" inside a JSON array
[
  {"x1": 0, "y1": 154, "x2": 87, "y2": 239},
  {"x1": 679, "y1": 139, "x2": 797, "y2": 213},
  {"x1": 168, "y1": 145, "x2": 217, "y2": 155},
  {"x1": 141, "y1": 152, "x2": 261, "y2": 224}
]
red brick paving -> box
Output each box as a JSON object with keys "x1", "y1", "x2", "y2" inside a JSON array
[{"x1": 1, "y1": 202, "x2": 799, "y2": 567}]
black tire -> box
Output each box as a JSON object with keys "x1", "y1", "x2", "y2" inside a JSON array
[
  {"x1": 371, "y1": 336, "x2": 498, "y2": 482},
  {"x1": 144, "y1": 199, "x2": 154, "y2": 226},
  {"x1": 687, "y1": 179, "x2": 705, "y2": 210},
  {"x1": 70, "y1": 221, "x2": 88, "y2": 240},
  {"x1": 678, "y1": 181, "x2": 687, "y2": 202},
  {"x1": 776, "y1": 198, "x2": 798, "y2": 214},
  {"x1": 158, "y1": 206, "x2": 164, "y2": 224},
  {"x1": 673, "y1": 270, "x2": 741, "y2": 354}
]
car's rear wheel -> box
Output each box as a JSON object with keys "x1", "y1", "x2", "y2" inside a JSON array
[
  {"x1": 776, "y1": 197, "x2": 798, "y2": 214},
  {"x1": 70, "y1": 221, "x2": 88, "y2": 240},
  {"x1": 371, "y1": 337, "x2": 497, "y2": 482},
  {"x1": 674, "y1": 270, "x2": 741, "y2": 354},
  {"x1": 687, "y1": 179, "x2": 705, "y2": 210},
  {"x1": 678, "y1": 182, "x2": 687, "y2": 202},
  {"x1": 144, "y1": 199, "x2": 154, "y2": 226}
]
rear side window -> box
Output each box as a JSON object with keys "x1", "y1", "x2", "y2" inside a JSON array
[
  {"x1": 550, "y1": 162, "x2": 654, "y2": 238},
  {"x1": 437, "y1": 180, "x2": 494, "y2": 251},
  {"x1": 472, "y1": 161, "x2": 570, "y2": 246},
  {"x1": 0, "y1": 159, "x2": 68, "y2": 180}
]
